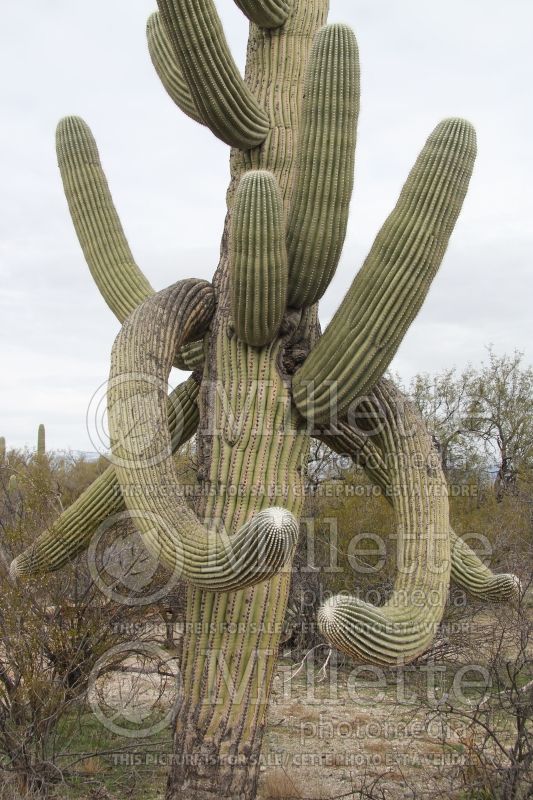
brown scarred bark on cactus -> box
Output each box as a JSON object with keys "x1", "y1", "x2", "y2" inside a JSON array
[{"x1": 11, "y1": 1, "x2": 520, "y2": 798}]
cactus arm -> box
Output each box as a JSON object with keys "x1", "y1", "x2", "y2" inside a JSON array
[
  {"x1": 287, "y1": 24, "x2": 359, "y2": 308},
  {"x1": 146, "y1": 12, "x2": 204, "y2": 126},
  {"x1": 292, "y1": 119, "x2": 477, "y2": 423},
  {"x1": 317, "y1": 379, "x2": 451, "y2": 666},
  {"x1": 448, "y1": 530, "x2": 521, "y2": 602},
  {"x1": 174, "y1": 338, "x2": 206, "y2": 371},
  {"x1": 232, "y1": 0, "x2": 291, "y2": 29},
  {"x1": 108, "y1": 281, "x2": 299, "y2": 591},
  {"x1": 156, "y1": 0, "x2": 269, "y2": 149},
  {"x1": 230, "y1": 171, "x2": 288, "y2": 347},
  {"x1": 1, "y1": 436, "x2": 6, "y2": 464},
  {"x1": 57, "y1": 117, "x2": 154, "y2": 322},
  {"x1": 10, "y1": 377, "x2": 201, "y2": 578},
  {"x1": 317, "y1": 409, "x2": 521, "y2": 603}
]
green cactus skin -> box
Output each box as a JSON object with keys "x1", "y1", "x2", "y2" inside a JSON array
[
  {"x1": 287, "y1": 23, "x2": 359, "y2": 308},
  {"x1": 156, "y1": 0, "x2": 270, "y2": 149},
  {"x1": 10, "y1": 376, "x2": 200, "y2": 578},
  {"x1": 147, "y1": 12, "x2": 204, "y2": 125},
  {"x1": 233, "y1": 0, "x2": 291, "y2": 29},
  {"x1": 0, "y1": 437, "x2": 5, "y2": 464},
  {"x1": 13, "y1": 0, "x2": 516, "y2": 793},
  {"x1": 230, "y1": 171, "x2": 288, "y2": 347},
  {"x1": 109, "y1": 280, "x2": 299, "y2": 590},
  {"x1": 292, "y1": 118, "x2": 477, "y2": 424},
  {"x1": 449, "y1": 530, "x2": 521, "y2": 602},
  {"x1": 174, "y1": 338, "x2": 206, "y2": 371},
  {"x1": 37, "y1": 424, "x2": 46, "y2": 456},
  {"x1": 56, "y1": 116, "x2": 154, "y2": 322},
  {"x1": 318, "y1": 412, "x2": 521, "y2": 604},
  {"x1": 317, "y1": 380, "x2": 451, "y2": 665}
]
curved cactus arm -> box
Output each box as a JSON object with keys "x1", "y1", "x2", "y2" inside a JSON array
[
  {"x1": 317, "y1": 411, "x2": 521, "y2": 604},
  {"x1": 156, "y1": 0, "x2": 269, "y2": 149},
  {"x1": 233, "y1": 0, "x2": 291, "y2": 29},
  {"x1": 317, "y1": 379, "x2": 451, "y2": 666},
  {"x1": 57, "y1": 117, "x2": 154, "y2": 323},
  {"x1": 287, "y1": 24, "x2": 359, "y2": 308},
  {"x1": 292, "y1": 119, "x2": 477, "y2": 424},
  {"x1": 109, "y1": 281, "x2": 298, "y2": 591},
  {"x1": 146, "y1": 12, "x2": 204, "y2": 126},
  {"x1": 230, "y1": 171, "x2": 288, "y2": 347},
  {"x1": 174, "y1": 338, "x2": 206, "y2": 372},
  {"x1": 449, "y1": 530, "x2": 521, "y2": 602},
  {"x1": 10, "y1": 376, "x2": 201, "y2": 578}
]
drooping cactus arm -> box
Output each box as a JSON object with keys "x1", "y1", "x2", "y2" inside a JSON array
[
  {"x1": 156, "y1": 0, "x2": 269, "y2": 149},
  {"x1": 146, "y1": 12, "x2": 204, "y2": 126},
  {"x1": 10, "y1": 376, "x2": 201, "y2": 578},
  {"x1": 57, "y1": 117, "x2": 154, "y2": 322},
  {"x1": 292, "y1": 119, "x2": 477, "y2": 424},
  {"x1": 109, "y1": 280, "x2": 299, "y2": 592},
  {"x1": 233, "y1": 0, "x2": 291, "y2": 29},
  {"x1": 317, "y1": 379, "x2": 451, "y2": 666},
  {"x1": 317, "y1": 412, "x2": 520, "y2": 603},
  {"x1": 287, "y1": 23, "x2": 359, "y2": 308},
  {"x1": 230, "y1": 171, "x2": 288, "y2": 347}
]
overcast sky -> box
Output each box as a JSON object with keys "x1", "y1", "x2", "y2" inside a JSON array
[{"x1": 1, "y1": 0, "x2": 531, "y2": 451}]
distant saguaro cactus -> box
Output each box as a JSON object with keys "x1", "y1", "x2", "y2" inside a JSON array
[
  {"x1": 37, "y1": 424, "x2": 46, "y2": 457},
  {"x1": 12, "y1": 1, "x2": 518, "y2": 797}
]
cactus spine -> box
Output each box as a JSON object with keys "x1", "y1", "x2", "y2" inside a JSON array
[{"x1": 12, "y1": 1, "x2": 517, "y2": 796}]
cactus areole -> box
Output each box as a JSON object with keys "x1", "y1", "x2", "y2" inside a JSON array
[{"x1": 12, "y1": 1, "x2": 519, "y2": 797}]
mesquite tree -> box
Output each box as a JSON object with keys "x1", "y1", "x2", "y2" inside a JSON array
[{"x1": 11, "y1": 1, "x2": 519, "y2": 797}]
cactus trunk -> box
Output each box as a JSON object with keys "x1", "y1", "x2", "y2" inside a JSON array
[
  {"x1": 165, "y1": 4, "x2": 327, "y2": 795},
  {"x1": 12, "y1": 1, "x2": 518, "y2": 797}
]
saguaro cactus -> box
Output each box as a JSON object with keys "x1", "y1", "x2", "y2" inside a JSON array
[
  {"x1": 12, "y1": 1, "x2": 518, "y2": 798},
  {"x1": 36, "y1": 424, "x2": 46, "y2": 457}
]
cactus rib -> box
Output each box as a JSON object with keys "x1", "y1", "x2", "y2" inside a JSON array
[
  {"x1": 147, "y1": 13, "x2": 204, "y2": 125},
  {"x1": 57, "y1": 116, "x2": 154, "y2": 323},
  {"x1": 292, "y1": 119, "x2": 477, "y2": 423},
  {"x1": 108, "y1": 280, "x2": 299, "y2": 591},
  {"x1": 230, "y1": 171, "x2": 288, "y2": 347},
  {"x1": 10, "y1": 377, "x2": 201, "y2": 579},
  {"x1": 174, "y1": 338, "x2": 206, "y2": 371},
  {"x1": 287, "y1": 24, "x2": 359, "y2": 308},
  {"x1": 233, "y1": 0, "x2": 291, "y2": 29},
  {"x1": 317, "y1": 380, "x2": 450, "y2": 665},
  {"x1": 156, "y1": 0, "x2": 269, "y2": 149},
  {"x1": 317, "y1": 411, "x2": 521, "y2": 603}
]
